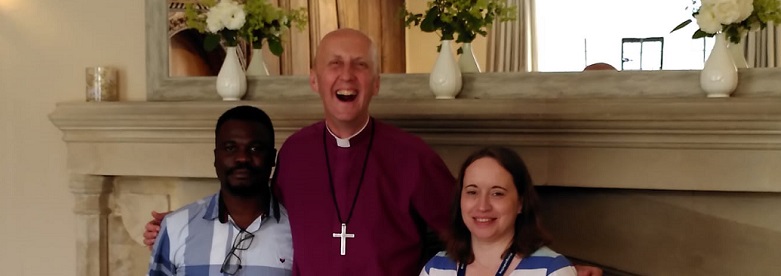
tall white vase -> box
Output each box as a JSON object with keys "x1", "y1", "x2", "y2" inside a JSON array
[
  {"x1": 246, "y1": 48, "x2": 270, "y2": 76},
  {"x1": 728, "y1": 33, "x2": 749, "y2": 69},
  {"x1": 700, "y1": 33, "x2": 737, "y2": 98},
  {"x1": 458, "y1": 42, "x2": 481, "y2": 73},
  {"x1": 216, "y1": 46, "x2": 247, "y2": 101},
  {"x1": 429, "y1": 40, "x2": 462, "y2": 99}
]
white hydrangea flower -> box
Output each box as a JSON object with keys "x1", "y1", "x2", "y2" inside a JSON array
[
  {"x1": 736, "y1": 0, "x2": 754, "y2": 23},
  {"x1": 222, "y1": 3, "x2": 246, "y2": 30},
  {"x1": 709, "y1": 0, "x2": 754, "y2": 25},
  {"x1": 205, "y1": 0, "x2": 246, "y2": 33},
  {"x1": 206, "y1": 7, "x2": 227, "y2": 33},
  {"x1": 695, "y1": 7, "x2": 723, "y2": 34}
]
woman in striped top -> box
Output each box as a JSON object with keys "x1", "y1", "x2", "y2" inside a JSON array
[{"x1": 421, "y1": 146, "x2": 577, "y2": 276}]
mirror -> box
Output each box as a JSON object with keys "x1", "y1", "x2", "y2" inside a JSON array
[
  {"x1": 164, "y1": 0, "x2": 505, "y2": 77},
  {"x1": 166, "y1": 0, "x2": 410, "y2": 77},
  {"x1": 147, "y1": 0, "x2": 779, "y2": 101}
]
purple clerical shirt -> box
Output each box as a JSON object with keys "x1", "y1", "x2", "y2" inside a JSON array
[{"x1": 274, "y1": 118, "x2": 456, "y2": 275}]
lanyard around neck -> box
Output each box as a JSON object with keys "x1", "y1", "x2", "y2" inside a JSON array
[
  {"x1": 456, "y1": 252, "x2": 516, "y2": 276},
  {"x1": 322, "y1": 118, "x2": 375, "y2": 225}
]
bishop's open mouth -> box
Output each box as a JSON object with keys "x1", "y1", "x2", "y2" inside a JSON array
[{"x1": 336, "y1": 90, "x2": 357, "y2": 102}]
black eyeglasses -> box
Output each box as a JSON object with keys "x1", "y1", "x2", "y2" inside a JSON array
[{"x1": 220, "y1": 230, "x2": 255, "y2": 275}]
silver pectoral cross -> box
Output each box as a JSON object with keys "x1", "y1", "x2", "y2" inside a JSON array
[{"x1": 331, "y1": 223, "x2": 355, "y2": 256}]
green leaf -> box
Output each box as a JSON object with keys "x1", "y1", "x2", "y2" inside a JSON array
[
  {"x1": 724, "y1": 26, "x2": 741, "y2": 44},
  {"x1": 405, "y1": 13, "x2": 423, "y2": 27},
  {"x1": 222, "y1": 29, "x2": 238, "y2": 46},
  {"x1": 440, "y1": 30, "x2": 454, "y2": 40},
  {"x1": 409, "y1": 0, "x2": 519, "y2": 46},
  {"x1": 420, "y1": 7, "x2": 439, "y2": 32},
  {"x1": 457, "y1": 47, "x2": 463, "y2": 55},
  {"x1": 268, "y1": 36, "x2": 284, "y2": 56},
  {"x1": 203, "y1": 33, "x2": 221, "y2": 51},
  {"x1": 692, "y1": 29, "x2": 710, "y2": 39},
  {"x1": 670, "y1": 19, "x2": 692, "y2": 33}
]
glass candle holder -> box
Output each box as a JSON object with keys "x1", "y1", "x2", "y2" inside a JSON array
[{"x1": 86, "y1": 66, "x2": 118, "y2": 101}]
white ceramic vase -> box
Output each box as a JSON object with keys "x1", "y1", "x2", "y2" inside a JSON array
[
  {"x1": 458, "y1": 42, "x2": 481, "y2": 73},
  {"x1": 246, "y1": 48, "x2": 270, "y2": 76},
  {"x1": 728, "y1": 33, "x2": 749, "y2": 69},
  {"x1": 216, "y1": 46, "x2": 247, "y2": 101},
  {"x1": 429, "y1": 40, "x2": 462, "y2": 99},
  {"x1": 700, "y1": 33, "x2": 737, "y2": 98}
]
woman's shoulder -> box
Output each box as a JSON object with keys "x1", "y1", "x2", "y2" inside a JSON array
[
  {"x1": 421, "y1": 251, "x2": 458, "y2": 275},
  {"x1": 516, "y1": 246, "x2": 577, "y2": 275}
]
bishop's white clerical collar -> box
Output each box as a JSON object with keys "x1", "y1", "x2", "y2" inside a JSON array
[{"x1": 325, "y1": 118, "x2": 370, "y2": 148}]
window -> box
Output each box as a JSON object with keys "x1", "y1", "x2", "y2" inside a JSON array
[
  {"x1": 535, "y1": 0, "x2": 714, "y2": 72},
  {"x1": 621, "y1": 37, "x2": 664, "y2": 70}
]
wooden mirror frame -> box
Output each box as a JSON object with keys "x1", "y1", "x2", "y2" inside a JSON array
[{"x1": 146, "y1": 0, "x2": 780, "y2": 101}]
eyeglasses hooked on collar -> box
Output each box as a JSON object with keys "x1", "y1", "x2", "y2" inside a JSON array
[{"x1": 220, "y1": 230, "x2": 255, "y2": 275}]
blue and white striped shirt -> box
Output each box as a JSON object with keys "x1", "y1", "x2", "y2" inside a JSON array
[
  {"x1": 420, "y1": 246, "x2": 577, "y2": 276},
  {"x1": 148, "y1": 193, "x2": 293, "y2": 276}
]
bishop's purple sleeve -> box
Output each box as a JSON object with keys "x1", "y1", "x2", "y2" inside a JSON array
[{"x1": 410, "y1": 148, "x2": 457, "y2": 237}]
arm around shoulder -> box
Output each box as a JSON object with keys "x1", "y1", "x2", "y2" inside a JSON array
[
  {"x1": 410, "y1": 147, "x2": 457, "y2": 234},
  {"x1": 147, "y1": 219, "x2": 175, "y2": 276}
]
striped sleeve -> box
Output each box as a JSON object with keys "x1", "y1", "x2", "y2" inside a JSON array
[
  {"x1": 521, "y1": 247, "x2": 577, "y2": 276},
  {"x1": 421, "y1": 251, "x2": 458, "y2": 275},
  {"x1": 546, "y1": 254, "x2": 576, "y2": 276},
  {"x1": 548, "y1": 263, "x2": 577, "y2": 276},
  {"x1": 148, "y1": 218, "x2": 175, "y2": 276}
]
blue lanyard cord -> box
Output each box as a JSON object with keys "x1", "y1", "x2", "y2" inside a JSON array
[{"x1": 456, "y1": 252, "x2": 516, "y2": 276}]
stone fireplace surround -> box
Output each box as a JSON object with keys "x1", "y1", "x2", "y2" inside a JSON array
[{"x1": 50, "y1": 95, "x2": 781, "y2": 275}]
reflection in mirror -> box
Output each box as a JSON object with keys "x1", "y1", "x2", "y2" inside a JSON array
[
  {"x1": 167, "y1": 0, "x2": 781, "y2": 77},
  {"x1": 166, "y1": 0, "x2": 539, "y2": 77},
  {"x1": 168, "y1": 0, "x2": 270, "y2": 77},
  {"x1": 169, "y1": 28, "x2": 227, "y2": 76},
  {"x1": 148, "y1": 0, "x2": 781, "y2": 101},
  {"x1": 536, "y1": 0, "x2": 779, "y2": 72},
  {"x1": 167, "y1": 0, "x2": 411, "y2": 77}
]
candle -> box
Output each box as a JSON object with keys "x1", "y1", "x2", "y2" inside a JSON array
[{"x1": 86, "y1": 66, "x2": 118, "y2": 102}]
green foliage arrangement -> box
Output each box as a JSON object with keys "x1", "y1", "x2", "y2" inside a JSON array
[
  {"x1": 671, "y1": 0, "x2": 781, "y2": 44},
  {"x1": 403, "y1": 0, "x2": 516, "y2": 53},
  {"x1": 185, "y1": 0, "x2": 307, "y2": 56}
]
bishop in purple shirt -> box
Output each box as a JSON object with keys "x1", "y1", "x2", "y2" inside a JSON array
[
  {"x1": 275, "y1": 118, "x2": 455, "y2": 275},
  {"x1": 272, "y1": 28, "x2": 456, "y2": 275}
]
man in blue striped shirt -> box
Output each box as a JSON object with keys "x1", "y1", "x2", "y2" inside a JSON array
[{"x1": 148, "y1": 106, "x2": 293, "y2": 276}]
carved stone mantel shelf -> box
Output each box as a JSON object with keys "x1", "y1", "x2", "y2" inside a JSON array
[{"x1": 51, "y1": 98, "x2": 781, "y2": 193}]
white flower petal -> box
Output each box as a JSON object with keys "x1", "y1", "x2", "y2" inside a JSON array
[{"x1": 696, "y1": 8, "x2": 723, "y2": 34}]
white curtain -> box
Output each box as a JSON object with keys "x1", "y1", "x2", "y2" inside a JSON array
[
  {"x1": 486, "y1": 0, "x2": 536, "y2": 72},
  {"x1": 745, "y1": 25, "x2": 781, "y2": 68}
]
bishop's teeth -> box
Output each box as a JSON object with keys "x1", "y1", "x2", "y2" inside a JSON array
[
  {"x1": 335, "y1": 90, "x2": 358, "y2": 102},
  {"x1": 336, "y1": 90, "x2": 356, "y2": 96}
]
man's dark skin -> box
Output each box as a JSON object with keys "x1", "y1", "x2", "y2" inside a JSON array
[
  {"x1": 213, "y1": 119, "x2": 276, "y2": 229},
  {"x1": 144, "y1": 114, "x2": 278, "y2": 244}
]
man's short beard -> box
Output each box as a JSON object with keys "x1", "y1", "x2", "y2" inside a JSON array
[{"x1": 224, "y1": 181, "x2": 266, "y2": 197}]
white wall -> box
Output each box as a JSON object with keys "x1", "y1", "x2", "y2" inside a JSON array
[{"x1": 0, "y1": 0, "x2": 146, "y2": 275}]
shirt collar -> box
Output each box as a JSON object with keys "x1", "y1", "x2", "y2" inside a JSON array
[
  {"x1": 203, "y1": 192, "x2": 274, "y2": 229},
  {"x1": 325, "y1": 117, "x2": 370, "y2": 148},
  {"x1": 203, "y1": 193, "x2": 221, "y2": 221}
]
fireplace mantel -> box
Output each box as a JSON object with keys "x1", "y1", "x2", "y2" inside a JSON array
[
  {"x1": 51, "y1": 98, "x2": 781, "y2": 192},
  {"x1": 49, "y1": 96, "x2": 781, "y2": 275}
]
